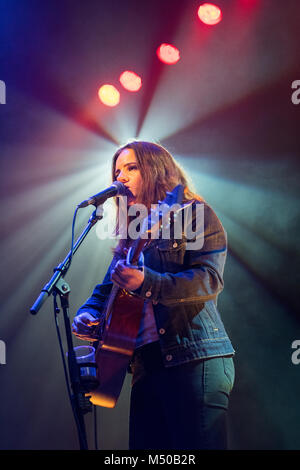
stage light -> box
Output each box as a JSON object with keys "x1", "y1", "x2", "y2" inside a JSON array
[
  {"x1": 119, "y1": 71, "x2": 142, "y2": 92},
  {"x1": 197, "y1": 3, "x2": 222, "y2": 25},
  {"x1": 98, "y1": 84, "x2": 120, "y2": 107},
  {"x1": 156, "y1": 43, "x2": 180, "y2": 65}
]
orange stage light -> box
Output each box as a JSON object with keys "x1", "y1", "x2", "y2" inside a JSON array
[
  {"x1": 98, "y1": 84, "x2": 120, "y2": 107},
  {"x1": 119, "y1": 71, "x2": 142, "y2": 92}
]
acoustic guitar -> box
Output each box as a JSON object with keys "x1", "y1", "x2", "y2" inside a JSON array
[{"x1": 87, "y1": 184, "x2": 184, "y2": 408}]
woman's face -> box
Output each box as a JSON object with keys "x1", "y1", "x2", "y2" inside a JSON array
[{"x1": 115, "y1": 148, "x2": 142, "y2": 204}]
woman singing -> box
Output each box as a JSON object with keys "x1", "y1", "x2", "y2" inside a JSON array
[{"x1": 72, "y1": 141, "x2": 235, "y2": 450}]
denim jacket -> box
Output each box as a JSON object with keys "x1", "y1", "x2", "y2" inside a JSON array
[{"x1": 76, "y1": 201, "x2": 235, "y2": 367}]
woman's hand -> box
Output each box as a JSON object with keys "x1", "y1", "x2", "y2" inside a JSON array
[
  {"x1": 111, "y1": 259, "x2": 144, "y2": 291},
  {"x1": 72, "y1": 312, "x2": 100, "y2": 341}
]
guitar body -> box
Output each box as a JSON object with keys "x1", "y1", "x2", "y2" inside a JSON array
[{"x1": 88, "y1": 288, "x2": 144, "y2": 408}]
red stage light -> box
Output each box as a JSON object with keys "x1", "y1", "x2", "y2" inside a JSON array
[
  {"x1": 156, "y1": 43, "x2": 180, "y2": 65},
  {"x1": 98, "y1": 84, "x2": 120, "y2": 107},
  {"x1": 119, "y1": 71, "x2": 142, "y2": 92},
  {"x1": 198, "y1": 3, "x2": 222, "y2": 25}
]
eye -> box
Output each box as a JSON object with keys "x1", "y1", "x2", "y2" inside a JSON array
[{"x1": 128, "y1": 164, "x2": 137, "y2": 171}]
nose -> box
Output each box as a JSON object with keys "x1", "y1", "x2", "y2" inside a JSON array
[{"x1": 116, "y1": 170, "x2": 128, "y2": 183}]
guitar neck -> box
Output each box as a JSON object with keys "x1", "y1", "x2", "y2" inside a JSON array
[{"x1": 129, "y1": 237, "x2": 149, "y2": 265}]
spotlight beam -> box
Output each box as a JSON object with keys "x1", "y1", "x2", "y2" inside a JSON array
[
  {"x1": 7, "y1": 60, "x2": 119, "y2": 146},
  {"x1": 135, "y1": 1, "x2": 188, "y2": 138}
]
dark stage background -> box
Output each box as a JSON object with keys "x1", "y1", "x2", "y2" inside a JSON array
[{"x1": 0, "y1": 0, "x2": 300, "y2": 450}]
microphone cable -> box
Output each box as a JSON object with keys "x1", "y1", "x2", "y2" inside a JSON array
[{"x1": 69, "y1": 205, "x2": 79, "y2": 270}]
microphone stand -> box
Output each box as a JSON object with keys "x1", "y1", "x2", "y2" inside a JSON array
[{"x1": 30, "y1": 207, "x2": 103, "y2": 450}]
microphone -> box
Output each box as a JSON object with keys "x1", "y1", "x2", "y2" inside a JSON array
[{"x1": 77, "y1": 181, "x2": 128, "y2": 208}]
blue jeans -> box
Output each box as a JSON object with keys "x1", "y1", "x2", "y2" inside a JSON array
[{"x1": 129, "y1": 341, "x2": 235, "y2": 450}]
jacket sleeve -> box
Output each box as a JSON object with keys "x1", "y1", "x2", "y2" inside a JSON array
[{"x1": 134, "y1": 203, "x2": 227, "y2": 306}]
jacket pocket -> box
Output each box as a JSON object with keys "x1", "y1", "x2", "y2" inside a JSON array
[
  {"x1": 155, "y1": 238, "x2": 186, "y2": 272},
  {"x1": 222, "y1": 356, "x2": 235, "y2": 392},
  {"x1": 156, "y1": 237, "x2": 186, "y2": 252}
]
